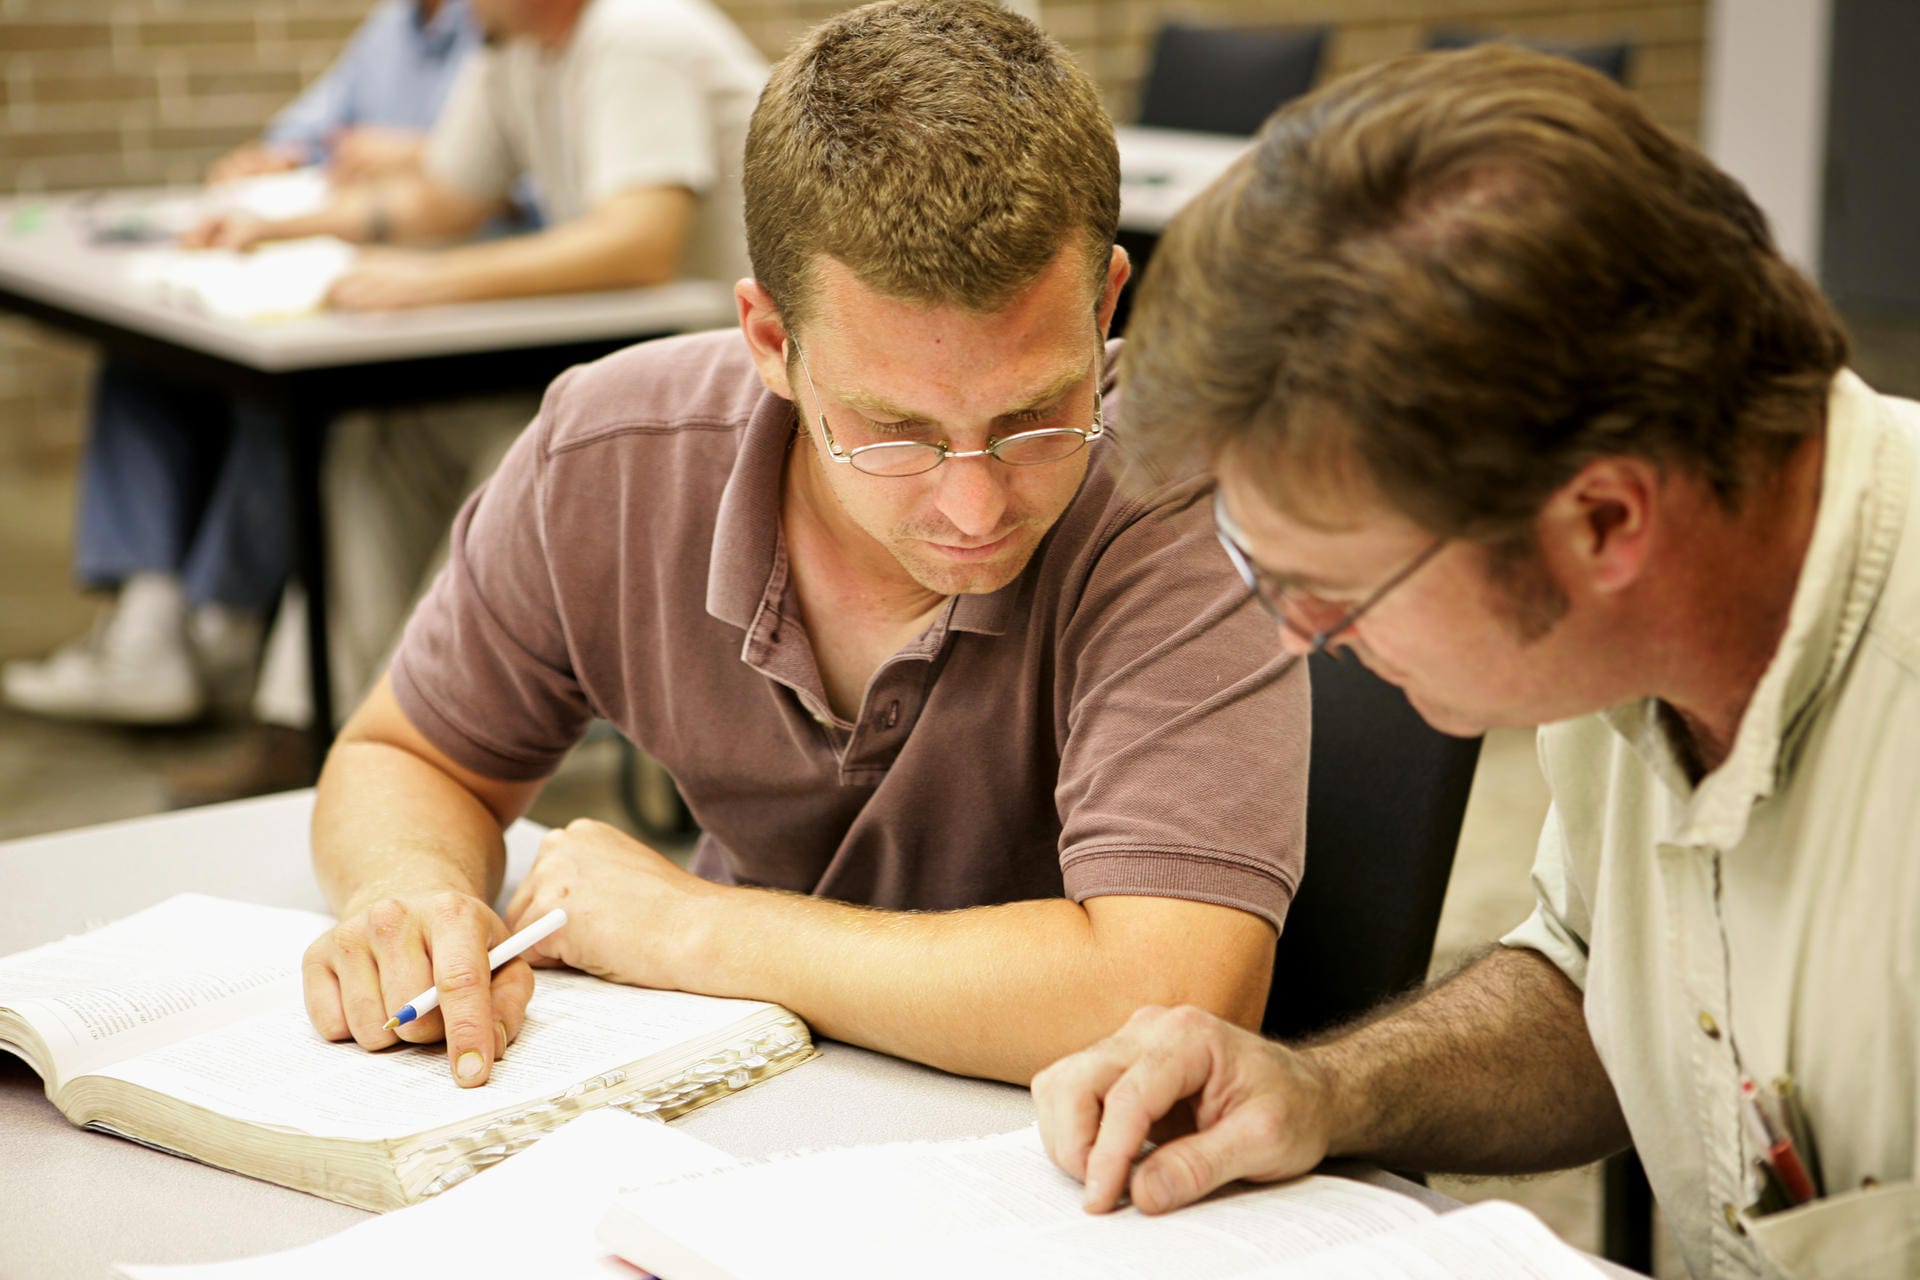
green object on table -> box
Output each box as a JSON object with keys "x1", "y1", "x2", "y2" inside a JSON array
[{"x1": 8, "y1": 203, "x2": 48, "y2": 234}]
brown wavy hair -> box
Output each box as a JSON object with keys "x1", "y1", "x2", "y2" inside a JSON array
[
  {"x1": 1123, "y1": 44, "x2": 1848, "y2": 538},
  {"x1": 743, "y1": 0, "x2": 1120, "y2": 334}
]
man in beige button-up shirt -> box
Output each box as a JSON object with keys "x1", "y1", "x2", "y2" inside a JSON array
[{"x1": 1029, "y1": 45, "x2": 1918, "y2": 1280}]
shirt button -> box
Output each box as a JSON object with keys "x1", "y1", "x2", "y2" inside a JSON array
[
  {"x1": 1722, "y1": 1202, "x2": 1746, "y2": 1234},
  {"x1": 883, "y1": 699, "x2": 901, "y2": 729},
  {"x1": 1697, "y1": 1011, "x2": 1721, "y2": 1039}
]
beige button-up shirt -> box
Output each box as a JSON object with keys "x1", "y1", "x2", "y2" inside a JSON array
[{"x1": 1504, "y1": 371, "x2": 1920, "y2": 1280}]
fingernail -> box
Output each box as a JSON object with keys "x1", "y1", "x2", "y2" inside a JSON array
[
  {"x1": 495, "y1": 1021, "x2": 508, "y2": 1060},
  {"x1": 457, "y1": 1050, "x2": 485, "y2": 1081}
]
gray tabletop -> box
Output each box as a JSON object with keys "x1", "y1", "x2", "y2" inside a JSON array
[
  {"x1": 0, "y1": 190, "x2": 738, "y2": 373},
  {"x1": 0, "y1": 795, "x2": 1638, "y2": 1278}
]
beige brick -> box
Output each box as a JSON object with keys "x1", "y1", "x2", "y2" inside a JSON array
[
  {"x1": 281, "y1": 12, "x2": 367, "y2": 43},
  {"x1": 131, "y1": 16, "x2": 257, "y2": 49},
  {"x1": 19, "y1": 69, "x2": 162, "y2": 105},
  {"x1": 181, "y1": 66, "x2": 304, "y2": 100},
  {"x1": 1630, "y1": 39, "x2": 1703, "y2": 87},
  {"x1": 0, "y1": 20, "x2": 107, "y2": 52},
  {"x1": 3, "y1": 124, "x2": 122, "y2": 159}
]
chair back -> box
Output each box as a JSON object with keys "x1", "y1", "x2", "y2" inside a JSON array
[
  {"x1": 1424, "y1": 29, "x2": 1633, "y2": 83},
  {"x1": 1263, "y1": 652, "x2": 1483, "y2": 1040},
  {"x1": 1138, "y1": 22, "x2": 1328, "y2": 136}
]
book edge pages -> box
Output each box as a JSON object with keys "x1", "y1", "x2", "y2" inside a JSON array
[{"x1": 53, "y1": 1007, "x2": 815, "y2": 1212}]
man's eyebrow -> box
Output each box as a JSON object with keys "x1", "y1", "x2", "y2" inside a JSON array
[{"x1": 833, "y1": 354, "x2": 1096, "y2": 421}]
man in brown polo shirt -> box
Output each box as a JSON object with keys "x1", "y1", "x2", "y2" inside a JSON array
[{"x1": 299, "y1": 0, "x2": 1308, "y2": 1089}]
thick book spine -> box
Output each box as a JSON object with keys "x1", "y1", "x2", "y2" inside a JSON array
[{"x1": 400, "y1": 1013, "x2": 816, "y2": 1202}]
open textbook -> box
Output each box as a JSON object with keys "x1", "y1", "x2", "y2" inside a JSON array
[
  {"x1": 0, "y1": 894, "x2": 814, "y2": 1212},
  {"x1": 599, "y1": 1127, "x2": 1609, "y2": 1280}
]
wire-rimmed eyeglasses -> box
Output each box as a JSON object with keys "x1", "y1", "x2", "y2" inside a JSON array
[
  {"x1": 792, "y1": 339, "x2": 1104, "y2": 478},
  {"x1": 1213, "y1": 488, "x2": 1447, "y2": 654}
]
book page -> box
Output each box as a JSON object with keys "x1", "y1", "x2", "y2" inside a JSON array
[
  {"x1": 90, "y1": 970, "x2": 781, "y2": 1140},
  {"x1": 604, "y1": 1127, "x2": 1438, "y2": 1280},
  {"x1": 116, "y1": 1109, "x2": 738, "y2": 1280},
  {"x1": 1242, "y1": 1200, "x2": 1607, "y2": 1280},
  {"x1": 0, "y1": 896, "x2": 329, "y2": 1088}
]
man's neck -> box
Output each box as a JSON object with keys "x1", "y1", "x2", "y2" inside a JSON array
[
  {"x1": 531, "y1": 0, "x2": 590, "y2": 49},
  {"x1": 1650, "y1": 430, "x2": 1828, "y2": 779}
]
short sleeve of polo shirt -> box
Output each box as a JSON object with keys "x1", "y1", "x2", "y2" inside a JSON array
[
  {"x1": 1051, "y1": 480, "x2": 1309, "y2": 932},
  {"x1": 389, "y1": 380, "x2": 592, "y2": 779}
]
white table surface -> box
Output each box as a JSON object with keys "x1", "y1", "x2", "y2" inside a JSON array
[
  {"x1": 1115, "y1": 123, "x2": 1254, "y2": 233},
  {"x1": 0, "y1": 795, "x2": 1640, "y2": 1278},
  {"x1": 0, "y1": 190, "x2": 737, "y2": 372}
]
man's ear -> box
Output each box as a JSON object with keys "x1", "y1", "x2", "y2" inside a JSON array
[
  {"x1": 1096, "y1": 244, "x2": 1131, "y2": 337},
  {"x1": 735, "y1": 278, "x2": 793, "y2": 399},
  {"x1": 1539, "y1": 456, "x2": 1661, "y2": 598}
]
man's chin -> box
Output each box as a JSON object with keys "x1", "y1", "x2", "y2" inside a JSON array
[
  {"x1": 897, "y1": 537, "x2": 1034, "y2": 596},
  {"x1": 1400, "y1": 687, "x2": 1491, "y2": 739}
]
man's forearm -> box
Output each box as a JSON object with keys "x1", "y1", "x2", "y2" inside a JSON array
[
  {"x1": 312, "y1": 739, "x2": 508, "y2": 917},
  {"x1": 684, "y1": 891, "x2": 1272, "y2": 1085},
  {"x1": 421, "y1": 213, "x2": 682, "y2": 305},
  {"x1": 1309, "y1": 945, "x2": 1629, "y2": 1173}
]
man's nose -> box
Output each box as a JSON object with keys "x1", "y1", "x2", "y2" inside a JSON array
[{"x1": 933, "y1": 455, "x2": 1011, "y2": 539}]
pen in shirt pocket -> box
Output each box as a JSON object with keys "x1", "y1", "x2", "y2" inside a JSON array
[
  {"x1": 1741, "y1": 1076, "x2": 1817, "y2": 1207},
  {"x1": 1771, "y1": 1074, "x2": 1825, "y2": 1199}
]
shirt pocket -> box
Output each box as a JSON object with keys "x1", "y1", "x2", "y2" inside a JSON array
[{"x1": 1745, "y1": 1180, "x2": 1920, "y2": 1280}]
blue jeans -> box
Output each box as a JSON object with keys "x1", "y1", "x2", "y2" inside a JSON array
[{"x1": 73, "y1": 360, "x2": 291, "y2": 613}]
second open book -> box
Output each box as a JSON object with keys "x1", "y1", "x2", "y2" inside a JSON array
[
  {"x1": 599, "y1": 1126, "x2": 1611, "y2": 1279},
  {"x1": 0, "y1": 893, "x2": 813, "y2": 1210}
]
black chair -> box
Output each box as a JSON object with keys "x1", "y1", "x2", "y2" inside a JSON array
[
  {"x1": 1138, "y1": 21, "x2": 1329, "y2": 138},
  {"x1": 1423, "y1": 29, "x2": 1633, "y2": 84},
  {"x1": 1263, "y1": 651, "x2": 1483, "y2": 1041}
]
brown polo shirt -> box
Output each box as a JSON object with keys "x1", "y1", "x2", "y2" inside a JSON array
[{"x1": 390, "y1": 330, "x2": 1307, "y2": 927}]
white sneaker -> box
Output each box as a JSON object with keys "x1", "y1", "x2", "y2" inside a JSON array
[
  {"x1": 189, "y1": 602, "x2": 263, "y2": 718},
  {"x1": 2, "y1": 573, "x2": 206, "y2": 724}
]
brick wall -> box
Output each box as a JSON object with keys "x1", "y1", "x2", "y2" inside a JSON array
[{"x1": 0, "y1": 0, "x2": 1706, "y2": 467}]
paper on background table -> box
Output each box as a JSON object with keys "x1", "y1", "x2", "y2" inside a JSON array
[
  {"x1": 115, "y1": 1109, "x2": 739, "y2": 1280},
  {"x1": 128, "y1": 237, "x2": 357, "y2": 322}
]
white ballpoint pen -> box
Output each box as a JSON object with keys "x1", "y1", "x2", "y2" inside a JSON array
[{"x1": 382, "y1": 907, "x2": 568, "y2": 1031}]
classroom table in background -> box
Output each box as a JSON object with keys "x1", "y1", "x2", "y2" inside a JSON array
[{"x1": 0, "y1": 189, "x2": 737, "y2": 767}]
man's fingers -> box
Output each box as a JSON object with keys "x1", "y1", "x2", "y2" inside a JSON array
[
  {"x1": 1032, "y1": 1049, "x2": 1131, "y2": 1184},
  {"x1": 363, "y1": 899, "x2": 439, "y2": 1044},
  {"x1": 1129, "y1": 1103, "x2": 1291, "y2": 1215},
  {"x1": 1080, "y1": 1027, "x2": 1218, "y2": 1213},
  {"x1": 331, "y1": 931, "x2": 398, "y2": 1050},
  {"x1": 301, "y1": 952, "x2": 350, "y2": 1041},
  {"x1": 491, "y1": 957, "x2": 536, "y2": 1051},
  {"x1": 428, "y1": 907, "x2": 502, "y2": 1088}
]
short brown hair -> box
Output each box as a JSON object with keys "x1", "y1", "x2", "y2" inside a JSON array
[
  {"x1": 1124, "y1": 45, "x2": 1849, "y2": 537},
  {"x1": 743, "y1": 0, "x2": 1119, "y2": 332}
]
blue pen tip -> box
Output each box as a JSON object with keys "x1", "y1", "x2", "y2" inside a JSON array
[{"x1": 395, "y1": 1007, "x2": 417, "y2": 1027}]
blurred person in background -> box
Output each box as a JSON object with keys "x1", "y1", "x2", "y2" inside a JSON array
[
  {"x1": 196, "y1": 0, "x2": 770, "y2": 778},
  {"x1": 2, "y1": 0, "x2": 480, "y2": 726}
]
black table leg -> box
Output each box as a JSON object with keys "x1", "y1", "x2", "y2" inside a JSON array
[{"x1": 287, "y1": 405, "x2": 334, "y2": 775}]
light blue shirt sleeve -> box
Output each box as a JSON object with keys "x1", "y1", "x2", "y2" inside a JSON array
[{"x1": 263, "y1": 0, "x2": 478, "y2": 162}]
